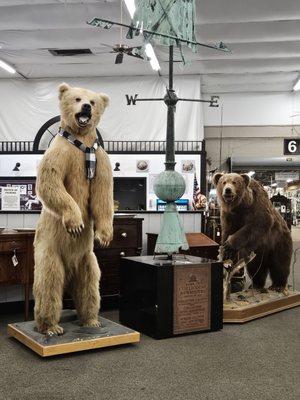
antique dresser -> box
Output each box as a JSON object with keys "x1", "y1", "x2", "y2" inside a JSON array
[{"x1": 0, "y1": 216, "x2": 143, "y2": 319}]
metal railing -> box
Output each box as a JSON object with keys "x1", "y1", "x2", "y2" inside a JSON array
[
  {"x1": 103, "y1": 140, "x2": 202, "y2": 153},
  {"x1": 0, "y1": 141, "x2": 34, "y2": 153},
  {"x1": 0, "y1": 140, "x2": 203, "y2": 154}
]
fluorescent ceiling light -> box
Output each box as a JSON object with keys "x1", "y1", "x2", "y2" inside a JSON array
[
  {"x1": 293, "y1": 76, "x2": 300, "y2": 91},
  {"x1": 124, "y1": 0, "x2": 136, "y2": 19},
  {"x1": 271, "y1": 183, "x2": 277, "y2": 187},
  {"x1": 247, "y1": 170, "x2": 255, "y2": 177},
  {"x1": 0, "y1": 59, "x2": 16, "y2": 74},
  {"x1": 145, "y1": 43, "x2": 160, "y2": 71}
]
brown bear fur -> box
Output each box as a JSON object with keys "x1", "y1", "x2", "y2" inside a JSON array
[
  {"x1": 213, "y1": 172, "x2": 292, "y2": 290},
  {"x1": 33, "y1": 83, "x2": 114, "y2": 335}
]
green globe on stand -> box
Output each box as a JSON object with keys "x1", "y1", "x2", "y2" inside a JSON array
[
  {"x1": 154, "y1": 170, "x2": 189, "y2": 255},
  {"x1": 154, "y1": 170, "x2": 185, "y2": 201}
]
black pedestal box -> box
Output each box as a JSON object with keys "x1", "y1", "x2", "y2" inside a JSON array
[{"x1": 119, "y1": 255, "x2": 223, "y2": 339}]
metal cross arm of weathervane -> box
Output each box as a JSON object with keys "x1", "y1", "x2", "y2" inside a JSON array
[
  {"x1": 87, "y1": 18, "x2": 230, "y2": 54},
  {"x1": 125, "y1": 93, "x2": 219, "y2": 107}
]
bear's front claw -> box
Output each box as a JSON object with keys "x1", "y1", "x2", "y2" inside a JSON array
[
  {"x1": 94, "y1": 231, "x2": 113, "y2": 248},
  {"x1": 67, "y1": 223, "x2": 85, "y2": 238},
  {"x1": 222, "y1": 242, "x2": 236, "y2": 262}
]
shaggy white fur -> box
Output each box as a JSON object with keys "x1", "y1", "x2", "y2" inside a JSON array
[{"x1": 33, "y1": 83, "x2": 114, "y2": 335}]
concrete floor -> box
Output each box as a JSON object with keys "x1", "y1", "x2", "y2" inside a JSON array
[{"x1": 0, "y1": 233, "x2": 299, "y2": 400}]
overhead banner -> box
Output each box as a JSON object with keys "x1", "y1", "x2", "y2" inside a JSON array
[{"x1": 0, "y1": 76, "x2": 203, "y2": 143}]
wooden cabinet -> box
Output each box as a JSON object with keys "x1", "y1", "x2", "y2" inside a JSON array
[
  {"x1": 0, "y1": 231, "x2": 35, "y2": 320},
  {"x1": 147, "y1": 232, "x2": 219, "y2": 260},
  {"x1": 94, "y1": 217, "x2": 143, "y2": 299},
  {"x1": 0, "y1": 217, "x2": 143, "y2": 319}
]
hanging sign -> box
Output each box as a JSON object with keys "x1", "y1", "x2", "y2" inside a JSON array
[
  {"x1": 283, "y1": 139, "x2": 300, "y2": 155},
  {"x1": 275, "y1": 172, "x2": 299, "y2": 181},
  {"x1": 1, "y1": 187, "x2": 20, "y2": 211}
]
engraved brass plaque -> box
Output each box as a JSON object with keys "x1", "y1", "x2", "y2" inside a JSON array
[{"x1": 173, "y1": 264, "x2": 211, "y2": 334}]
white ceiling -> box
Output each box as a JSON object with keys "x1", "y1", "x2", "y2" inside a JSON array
[{"x1": 0, "y1": 0, "x2": 300, "y2": 93}]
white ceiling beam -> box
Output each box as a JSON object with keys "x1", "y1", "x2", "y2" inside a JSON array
[
  {"x1": 0, "y1": 2, "x2": 127, "y2": 31},
  {"x1": 196, "y1": 20, "x2": 300, "y2": 44},
  {"x1": 202, "y1": 72, "x2": 299, "y2": 85},
  {"x1": 201, "y1": 83, "x2": 294, "y2": 94},
  {"x1": 0, "y1": 28, "x2": 141, "y2": 51},
  {"x1": 195, "y1": 0, "x2": 300, "y2": 24}
]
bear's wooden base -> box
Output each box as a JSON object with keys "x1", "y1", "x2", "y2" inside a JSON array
[
  {"x1": 7, "y1": 310, "x2": 140, "y2": 357},
  {"x1": 223, "y1": 289, "x2": 300, "y2": 323}
]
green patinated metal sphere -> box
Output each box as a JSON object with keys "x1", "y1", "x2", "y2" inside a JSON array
[{"x1": 154, "y1": 170, "x2": 185, "y2": 202}]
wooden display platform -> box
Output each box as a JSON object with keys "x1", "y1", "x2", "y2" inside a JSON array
[
  {"x1": 7, "y1": 311, "x2": 140, "y2": 357},
  {"x1": 223, "y1": 289, "x2": 300, "y2": 323}
]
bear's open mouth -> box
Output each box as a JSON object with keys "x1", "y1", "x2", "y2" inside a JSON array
[
  {"x1": 75, "y1": 112, "x2": 91, "y2": 127},
  {"x1": 223, "y1": 194, "x2": 235, "y2": 203}
]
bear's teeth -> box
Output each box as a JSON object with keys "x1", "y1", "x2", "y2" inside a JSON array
[{"x1": 79, "y1": 116, "x2": 89, "y2": 124}]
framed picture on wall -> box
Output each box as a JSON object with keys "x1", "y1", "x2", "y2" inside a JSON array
[
  {"x1": 0, "y1": 177, "x2": 42, "y2": 212},
  {"x1": 136, "y1": 160, "x2": 149, "y2": 172},
  {"x1": 181, "y1": 160, "x2": 195, "y2": 173}
]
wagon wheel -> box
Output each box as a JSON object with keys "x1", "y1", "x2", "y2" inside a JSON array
[{"x1": 33, "y1": 115, "x2": 104, "y2": 152}]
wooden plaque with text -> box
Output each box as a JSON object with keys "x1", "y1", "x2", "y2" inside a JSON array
[{"x1": 173, "y1": 264, "x2": 211, "y2": 334}]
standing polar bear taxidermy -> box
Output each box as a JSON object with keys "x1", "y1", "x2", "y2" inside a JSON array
[{"x1": 33, "y1": 83, "x2": 114, "y2": 335}]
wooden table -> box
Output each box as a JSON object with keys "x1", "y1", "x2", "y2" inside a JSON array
[
  {"x1": 147, "y1": 232, "x2": 219, "y2": 260},
  {"x1": 0, "y1": 230, "x2": 34, "y2": 320}
]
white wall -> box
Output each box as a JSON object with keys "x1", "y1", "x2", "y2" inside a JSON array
[
  {"x1": 0, "y1": 152, "x2": 200, "y2": 211},
  {"x1": 110, "y1": 154, "x2": 200, "y2": 210},
  {"x1": 204, "y1": 92, "x2": 300, "y2": 126},
  {"x1": 0, "y1": 75, "x2": 203, "y2": 142},
  {"x1": 203, "y1": 91, "x2": 300, "y2": 170}
]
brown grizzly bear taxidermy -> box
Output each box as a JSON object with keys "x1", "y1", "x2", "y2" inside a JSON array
[
  {"x1": 213, "y1": 172, "x2": 292, "y2": 291},
  {"x1": 33, "y1": 83, "x2": 114, "y2": 335}
]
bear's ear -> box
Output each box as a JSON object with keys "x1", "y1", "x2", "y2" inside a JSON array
[
  {"x1": 241, "y1": 174, "x2": 251, "y2": 187},
  {"x1": 58, "y1": 83, "x2": 71, "y2": 100},
  {"x1": 98, "y1": 93, "x2": 109, "y2": 109},
  {"x1": 212, "y1": 172, "x2": 223, "y2": 186}
]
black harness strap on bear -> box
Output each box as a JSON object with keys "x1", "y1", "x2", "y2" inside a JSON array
[{"x1": 59, "y1": 130, "x2": 100, "y2": 180}]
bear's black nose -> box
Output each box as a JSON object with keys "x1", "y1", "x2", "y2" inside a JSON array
[
  {"x1": 82, "y1": 103, "x2": 91, "y2": 112},
  {"x1": 225, "y1": 187, "x2": 232, "y2": 195}
]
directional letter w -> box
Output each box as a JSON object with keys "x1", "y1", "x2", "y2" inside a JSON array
[{"x1": 126, "y1": 94, "x2": 138, "y2": 105}]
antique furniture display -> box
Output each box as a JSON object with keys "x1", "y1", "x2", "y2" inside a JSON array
[
  {"x1": 120, "y1": 255, "x2": 223, "y2": 339},
  {"x1": 94, "y1": 216, "x2": 143, "y2": 301},
  {"x1": 0, "y1": 230, "x2": 34, "y2": 320},
  {"x1": 147, "y1": 232, "x2": 219, "y2": 260},
  {"x1": 0, "y1": 216, "x2": 143, "y2": 319}
]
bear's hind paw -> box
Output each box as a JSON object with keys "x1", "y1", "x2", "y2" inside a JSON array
[
  {"x1": 82, "y1": 319, "x2": 101, "y2": 328},
  {"x1": 46, "y1": 325, "x2": 64, "y2": 336},
  {"x1": 268, "y1": 285, "x2": 289, "y2": 295}
]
